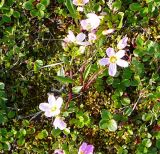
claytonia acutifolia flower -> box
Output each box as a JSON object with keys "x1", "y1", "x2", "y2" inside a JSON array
[
  {"x1": 78, "y1": 142, "x2": 94, "y2": 154},
  {"x1": 102, "y1": 29, "x2": 115, "y2": 35},
  {"x1": 64, "y1": 30, "x2": 89, "y2": 46},
  {"x1": 99, "y1": 47, "x2": 128, "y2": 76},
  {"x1": 54, "y1": 149, "x2": 64, "y2": 154},
  {"x1": 53, "y1": 117, "x2": 67, "y2": 130},
  {"x1": 117, "y1": 36, "x2": 128, "y2": 50},
  {"x1": 80, "y1": 13, "x2": 100, "y2": 31},
  {"x1": 73, "y1": 0, "x2": 89, "y2": 6},
  {"x1": 39, "y1": 94, "x2": 63, "y2": 117}
]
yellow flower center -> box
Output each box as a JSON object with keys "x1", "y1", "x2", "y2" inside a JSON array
[
  {"x1": 51, "y1": 105, "x2": 57, "y2": 112},
  {"x1": 77, "y1": 0, "x2": 83, "y2": 5},
  {"x1": 109, "y1": 56, "x2": 117, "y2": 63}
]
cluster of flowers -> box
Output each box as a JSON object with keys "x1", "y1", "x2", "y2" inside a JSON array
[
  {"x1": 39, "y1": 95, "x2": 94, "y2": 154},
  {"x1": 39, "y1": 94, "x2": 67, "y2": 130},
  {"x1": 62, "y1": 0, "x2": 129, "y2": 77},
  {"x1": 54, "y1": 142, "x2": 94, "y2": 154},
  {"x1": 39, "y1": 0, "x2": 130, "y2": 153}
]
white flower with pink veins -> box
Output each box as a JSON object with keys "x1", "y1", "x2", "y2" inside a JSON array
[
  {"x1": 64, "y1": 30, "x2": 90, "y2": 46},
  {"x1": 80, "y1": 13, "x2": 100, "y2": 31},
  {"x1": 39, "y1": 94, "x2": 63, "y2": 117}
]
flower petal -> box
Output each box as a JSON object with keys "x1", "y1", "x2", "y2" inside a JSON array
[
  {"x1": 55, "y1": 97, "x2": 63, "y2": 109},
  {"x1": 76, "y1": 33, "x2": 86, "y2": 42},
  {"x1": 48, "y1": 94, "x2": 56, "y2": 106},
  {"x1": 106, "y1": 48, "x2": 115, "y2": 57},
  {"x1": 78, "y1": 41, "x2": 90, "y2": 46},
  {"x1": 83, "y1": 0, "x2": 89, "y2": 4},
  {"x1": 67, "y1": 30, "x2": 76, "y2": 42},
  {"x1": 53, "y1": 117, "x2": 67, "y2": 130},
  {"x1": 78, "y1": 142, "x2": 88, "y2": 154},
  {"x1": 54, "y1": 149, "x2": 64, "y2": 154},
  {"x1": 39, "y1": 103, "x2": 50, "y2": 112},
  {"x1": 88, "y1": 33, "x2": 97, "y2": 42},
  {"x1": 87, "y1": 13, "x2": 100, "y2": 30},
  {"x1": 99, "y1": 58, "x2": 109, "y2": 66},
  {"x1": 116, "y1": 59, "x2": 128, "y2": 67},
  {"x1": 102, "y1": 29, "x2": 115, "y2": 35},
  {"x1": 73, "y1": 0, "x2": 79, "y2": 5},
  {"x1": 117, "y1": 36, "x2": 128, "y2": 49},
  {"x1": 109, "y1": 63, "x2": 117, "y2": 76},
  {"x1": 50, "y1": 109, "x2": 61, "y2": 117},
  {"x1": 44, "y1": 111, "x2": 53, "y2": 117},
  {"x1": 84, "y1": 145, "x2": 94, "y2": 154},
  {"x1": 80, "y1": 19, "x2": 90, "y2": 30},
  {"x1": 116, "y1": 50, "x2": 125, "y2": 58}
]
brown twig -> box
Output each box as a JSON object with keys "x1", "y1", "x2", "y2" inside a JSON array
[{"x1": 83, "y1": 68, "x2": 105, "y2": 91}]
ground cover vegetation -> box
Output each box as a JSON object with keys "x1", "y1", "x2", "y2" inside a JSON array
[{"x1": 0, "y1": 0, "x2": 160, "y2": 153}]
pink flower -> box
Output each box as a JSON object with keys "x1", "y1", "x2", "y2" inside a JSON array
[
  {"x1": 117, "y1": 36, "x2": 128, "y2": 49},
  {"x1": 64, "y1": 30, "x2": 89, "y2": 46},
  {"x1": 78, "y1": 142, "x2": 94, "y2": 154},
  {"x1": 99, "y1": 47, "x2": 128, "y2": 76},
  {"x1": 73, "y1": 0, "x2": 89, "y2": 6},
  {"x1": 53, "y1": 117, "x2": 67, "y2": 130},
  {"x1": 80, "y1": 13, "x2": 100, "y2": 31},
  {"x1": 39, "y1": 94, "x2": 63, "y2": 117},
  {"x1": 54, "y1": 149, "x2": 64, "y2": 154},
  {"x1": 102, "y1": 29, "x2": 115, "y2": 35}
]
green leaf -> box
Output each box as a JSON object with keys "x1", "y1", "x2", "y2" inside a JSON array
[
  {"x1": 101, "y1": 110, "x2": 112, "y2": 120},
  {"x1": 124, "y1": 107, "x2": 132, "y2": 116},
  {"x1": 99, "y1": 119, "x2": 118, "y2": 131},
  {"x1": 142, "y1": 139, "x2": 152, "y2": 148},
  {"x1": 38, "y1": 10, "x2": 44, "y2": 18},
  {"x1": 0, "y1": 83, "x2": 5, "y2": 90},
  {"x1": 107, "y1": 119, "x2": 118, "y2": 132},
  {"x1": 54, "y1": 76, "x2": 74, "y2": 84},
  {"x1": 0, "y1": 0, "x2": 4, "y2": 8},
  {"x1": 129, "y1": 3, "x2": 142, "y2": 11},
  {"x1": 7, "y1": 111, "x2": 15, "y2": 119},
  {"x1": 34, "y1": 60, "x2": 43, "y2": 72},
  {"x1": 37, "y1": 129, "x2": 48, "y2": 139},
  {"x1": 99, "y1": 119, "x2": 108, "y2": 129},
  {"x1": 40, "y1": 0, "x2": 50, "y2": 6},
  {"x1": 2, "y1": 15, "x2": 11, "y2": 23},
  {"x1": 36, "y1": 3, "x2": 46, "y2": 10},
  {"x1": 112, "y1": 0, "x2": 122, "y2": 10},
  {"x1": 20, "y1": 129, "x2": 27, "y2": 136},
  {"x1": 83, "y1": 64, "x2": 92, "y2": 81},
  {"x1": 22, "y1": 120, "x2": 30, "y2": 127},
  {"x1": 121, "y1": 97, "x2": 131, "y2": 106},
  {"x1": 142, "y1": 113, "x2": 152, "y2": 121},
  {"x1": 72, "y1": 86, "x2": 83, "y2": 94},
  {"x1": 65, "y1": 0, "x2": 77, "y2": 19},
  {"x1": 3, "y1": 142, "x2": 11, "y2": 150},
  {"x1": 17, "y1": 138, "x2": 25, "y2": 146},
  {"x1": 117, "y1": 12, "x2": 124, "y2": 29},
  {"x1": 30, "y1": 9, "x2": 39, "y2": 17},
  {"x1": 156, "y1": 140, "x2": 160, "y2": 149},
  {"x1": 136, "y1": 36, "x2": 144, "y2": 47},
  {"x1": 13, "y1": 11, "x2": 20, "y2": 18},
  {"x1": 23, "y1": 1, "x2": 33, "y2": 10},
  {"x1": 51, "y1": 129, "x2": 61, "y2": 137}
]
